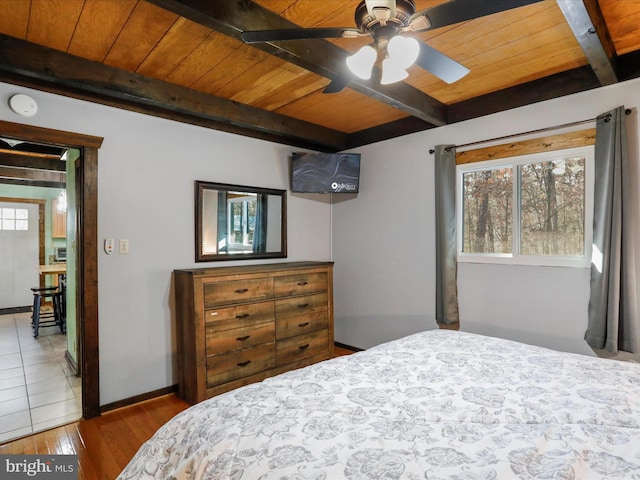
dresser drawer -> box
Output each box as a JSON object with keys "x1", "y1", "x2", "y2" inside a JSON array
[
  {"x1": 277, "y1": 329, "x2": 328, "y2": 366},
  {"x1": 204, "y1": 301, "x2": 275, "y2": 332},
  {"x1": 276, "y1": 310, "x2": 328, "y2": 340},
  {"x1": 175, "y1": 262, "x2": 333, "y2": 404},
  {"x1": 276, "y1": 292, "x2": 328, "y2": 318},
  {"x1": 206, "y1": 322, "x2": 275, "y2": 355},
  {"x1": 274, "y1": 273, "x2": 328, "y2": 297},
  {"x1": 207, "y1": 343, "x2": 276, "y2": 387},
  {"x1": 203, "y1": 278, "x2": 273, "y2": 307}
]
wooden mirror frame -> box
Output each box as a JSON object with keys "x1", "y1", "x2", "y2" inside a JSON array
[{"x1": 195, "y1": 181, "x2": 287, "y2": 262}]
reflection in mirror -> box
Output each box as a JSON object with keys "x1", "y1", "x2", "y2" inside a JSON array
[{"x1": 196, "y1": 181, "x2": 287, "y2": 262}]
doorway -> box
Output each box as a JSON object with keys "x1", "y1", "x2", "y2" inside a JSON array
[
  {"x1": 0, "y1": 192, "x2": 81, "y2": 442},
  {"x1": 0, "y1": 119, "x2": 102, "y2": 421}
]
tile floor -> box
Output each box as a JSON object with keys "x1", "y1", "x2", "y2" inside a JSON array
[{"x1": 0, "y1": 311, "x2": 81, "y2": 444}]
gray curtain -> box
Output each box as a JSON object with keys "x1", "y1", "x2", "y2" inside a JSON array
[
  {"x1": 434, "y1": 145, "x2": 459, "y2": 325},
  {"x1": 253, "y1": 194, "x2": 268, "y2": 253},
  {"x1": 585, "y1": 106, "x2": 639, "y2": 353},
  {"x1": 217, "y1": 191, "x2": 228, "y2": 253}
]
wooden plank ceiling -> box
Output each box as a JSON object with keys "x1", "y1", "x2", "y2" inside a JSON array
[{"x1": 0, "y1": 0, "x2": 638, "y2": 152}]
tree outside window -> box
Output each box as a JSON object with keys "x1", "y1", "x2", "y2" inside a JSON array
[
  {"x1": 228, "y1": 195, "x2": 256, "y2": 248},
  {"x1": 457, "y1": 146, "x2": 593, "y2": 267},
  {"x1": 462, "y1": 167, "x2": 512, "y2": 254},
  {"x1": 520, "y1": 157, "x2": 585, "y2": 256}
]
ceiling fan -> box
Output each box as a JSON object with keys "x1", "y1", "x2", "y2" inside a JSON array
[{"x1": 241, "y1": 0, "x2": 544, "y2": 93}]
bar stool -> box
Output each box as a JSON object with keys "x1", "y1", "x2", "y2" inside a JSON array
[
  {"x1": 58, "y1": 274, "x2": 67, "y2": 323},
  {"x1": 30, "y1": 286, "x2": 64, "y2": 338}
]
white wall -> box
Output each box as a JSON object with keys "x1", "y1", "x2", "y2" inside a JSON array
[
  {"x1": 3, "y1": 75, "x2": 639, "y2": 405},
  {"x1": 333, "y1": 77, "x2": 640, "y2": 358},
  {"x1": 0, "y1": 83, "x2": 332, "y2": 404}
]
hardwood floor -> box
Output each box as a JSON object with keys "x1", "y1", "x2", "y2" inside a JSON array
[
  {"x1": 0, "y1": 345, "x2": 357, "y2": 478},
  {"x1": 0, "y1": 394, "x2": 188, "y2": 479}
]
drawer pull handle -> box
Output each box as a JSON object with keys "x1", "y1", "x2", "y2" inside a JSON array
[
  {"x1": 298, "y1": 322, "x2": 310, "y2": 328},
  {"x1": 234, "y1": 288, "x2": 249, "y2": 294},
  {"x1": 297, "y1": 281, "x2": 308, "y2": 286},
  {"x1": 298, "y1": 344, "x2": 310, "y2": 351},
  {"x1": 297, "y1": 303, "x2": 309, "y2": 309},
  {"x1": 237, "y1": 360, "x2": 251, "y2": 367},
  {"x1": 236, "y1": 313, "x2": 250, "y2": 319},
  {"x1": 236, "y1": 335, "x2": 250, "y2": 341}
]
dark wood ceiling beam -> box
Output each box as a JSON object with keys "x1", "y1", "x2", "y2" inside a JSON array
[
  {"x1": 145, "y1": 0, "x2": 448, "y2": 126},
  {"x1": 447, "y1": 65, "x2": 601, "y2": 124},
  {"x1": 618, "y1": 50, "x2": 640, "y2": 81},
  {"x1": 0, "y1": 151, "x2": 66, "y2": 171},
  {"x1": 0, "y1": 165, "x2": 66, "y2": 184},
  {"x1": 347, "y1": 47, "x2": 640, "y2": 148},
  {"x1": 556, "y1": 0, "x2": 617, "y2": 85},
  {"x1": 346, "y1": 117, "x2": 436, "y2": 149},
  {"x1": 347, "y1": 66, "x2": 602, "y2": 146},
  {"x1": 0, "y1": 178, "x2": 65, "y2": 188},
  {"x1": 344, "y1": 66, "x2": 606, "y2": 146},
  {"x1": 448, "y1": 47, "x2": 640, "y2": 127},
  {"x1": 0, "y1": 34, "x2": 347, "y2": 152}
]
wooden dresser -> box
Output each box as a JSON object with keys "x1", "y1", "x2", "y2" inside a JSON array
[{"x1": 174, "y1": 261, "x2": 334, "y2": 404}]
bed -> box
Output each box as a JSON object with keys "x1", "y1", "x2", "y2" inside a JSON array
[{"x1": 118, "y1": 330, "x2": 640, "y2": 479}]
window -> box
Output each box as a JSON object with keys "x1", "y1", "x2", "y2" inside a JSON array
[
  {"x1": 456, "y1": 146, "x2": 594, "y2": 267},
  {"x1": 228, "y1": 194, "x2": 256, "y2": 250},
  {"x1": 1, "y1": 207, "x2": 29, "y2": 231}
]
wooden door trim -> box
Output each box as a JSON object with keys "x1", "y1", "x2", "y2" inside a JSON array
[
  {"x1": 77, "y1": 146, "x2": 100, "y2": 418},
  {"x1": 0, "y1": 120, "x2": 103, "y2": 419},
  {"x1": 0, "y1": 120, "x2": 103, "y2": 149}
]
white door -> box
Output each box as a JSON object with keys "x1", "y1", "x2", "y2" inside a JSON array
[{"x1": 0, "y1": 202, "x2": 40, "y2": 309}]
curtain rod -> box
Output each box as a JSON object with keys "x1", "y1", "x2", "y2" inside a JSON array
[{"x1": 428, "y1": 108, "x2": 632, "y2": 154}]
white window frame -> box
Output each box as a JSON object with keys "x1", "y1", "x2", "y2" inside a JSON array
[
  {"x1": 456, "y1": 145, "x2": 595, "y2": 268},
  {"x1": 1, "y1": 207, "x2": 29, "y2": 231},
  {"x1": 227, "y1": 194, "x2": 256, "y2": 248}
]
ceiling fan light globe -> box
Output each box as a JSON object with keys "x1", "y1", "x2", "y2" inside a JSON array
[
  {"x1": 387, "y1": 35, "x2": 420, "y2": 69},
  {"x1": 381, "y1": 58, "x2": 409, "y2": 84},
  {"x1": 346, "y1": 45, "x2": 377, "y2": 79}
]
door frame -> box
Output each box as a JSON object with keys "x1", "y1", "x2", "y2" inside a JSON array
[{"x1": 0, "y1": 119, "x2": 103, "y2": 419}]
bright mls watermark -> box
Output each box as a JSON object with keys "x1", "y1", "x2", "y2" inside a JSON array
[
  {"x1": 1, "y1": 455, "x2": 77, "y2": 479},
  {"x1": 330, "y1": 181, "x2": 357, "y2": 192}
]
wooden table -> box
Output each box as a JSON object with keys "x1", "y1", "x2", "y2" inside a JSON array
[{"x1": 39, "y1": 264, "x2": 66, "y2": 286}]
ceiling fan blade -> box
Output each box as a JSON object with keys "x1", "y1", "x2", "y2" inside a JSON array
[
  {"x1": 323, "y1": 73, "x2": 352, "y2": 94},
  {"x1": 414, "y1": 42, "x2": 470, "y2": 84},
  {"x1": 241, "y1": 28, "x2": 358, "y2": 44},
  {"x1": 412, "y1": 0, "x2": 546, "y2": 31}
]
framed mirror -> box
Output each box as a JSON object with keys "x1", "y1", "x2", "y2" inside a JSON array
[{"x1": 195, "y1": 181, "x2": 287, "y2": 262}]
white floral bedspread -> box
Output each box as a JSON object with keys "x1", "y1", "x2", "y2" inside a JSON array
[{"x1": 118, "y1": 330, "x2": 640, "y2": 479}]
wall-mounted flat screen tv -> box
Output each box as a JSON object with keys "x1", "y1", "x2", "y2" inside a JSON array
[{"x1": 290, "y1": 152, "x2": 361, "y2": 194}]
